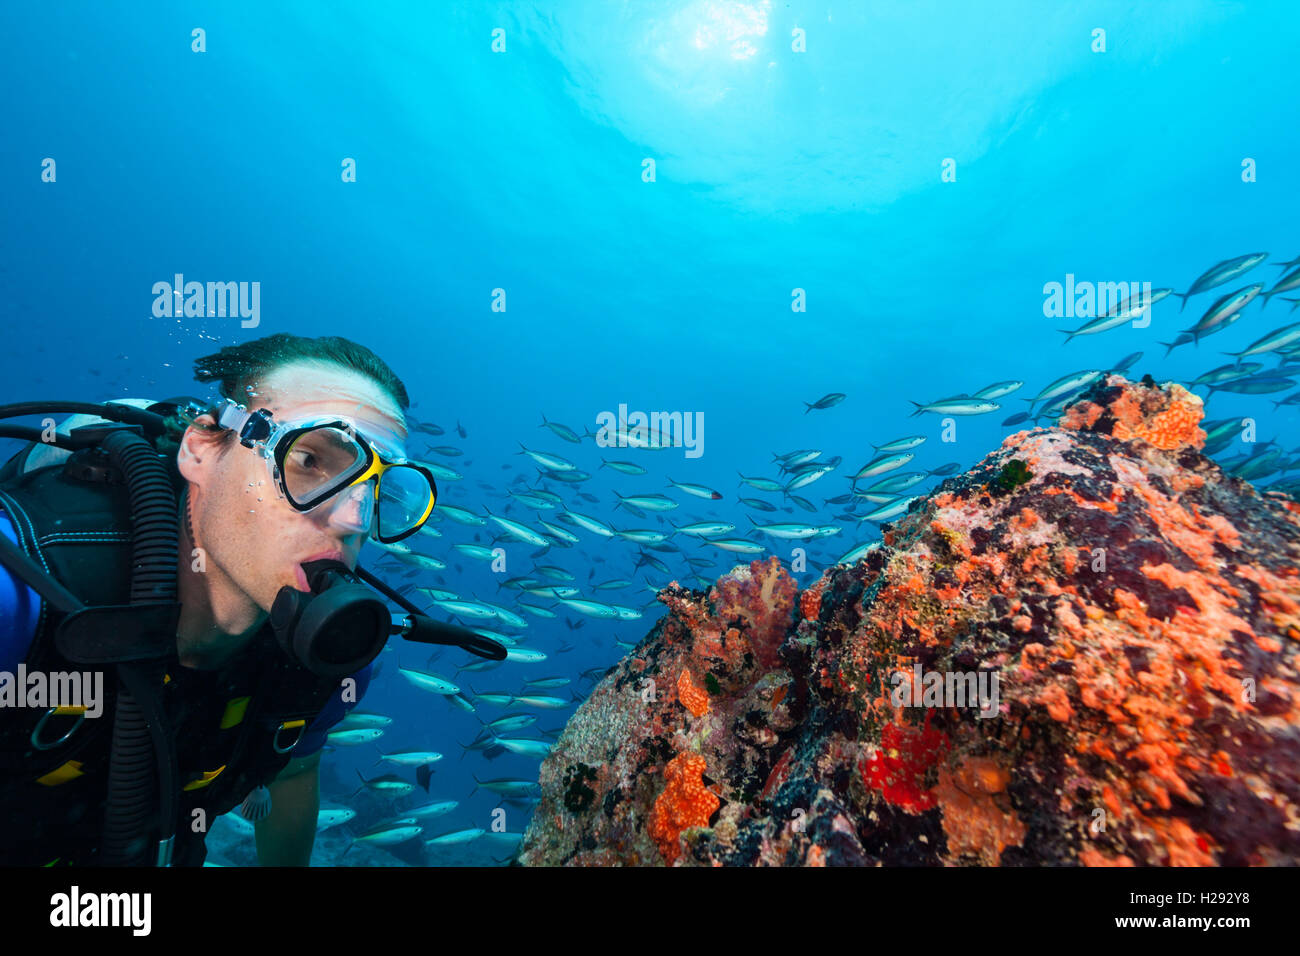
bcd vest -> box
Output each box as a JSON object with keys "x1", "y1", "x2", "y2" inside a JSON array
[{"x1": 0, "y1": 443, "x2": 344, "y2": 866}]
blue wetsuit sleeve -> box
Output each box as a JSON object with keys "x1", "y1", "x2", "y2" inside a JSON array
[
  {"x1": 0, "y1": 508, "x2": 41, "y2": 671},
  {"x1": 290, "y1": 661, "x2": 373, "y2": 758}
]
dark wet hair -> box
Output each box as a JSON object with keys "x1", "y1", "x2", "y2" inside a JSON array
[
  {"x1": 156, "y1": 333, "x2": 410, "y2": 459},
  {"x1": 193, "y1": 333, "x2": 410, "y2": 410}
]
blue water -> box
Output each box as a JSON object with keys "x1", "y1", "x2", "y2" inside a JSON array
[{"x1": 2, "y1": 1, "x2": 1298, "y2": 865}]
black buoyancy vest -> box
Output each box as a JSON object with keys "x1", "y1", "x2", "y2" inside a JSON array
[{"x1": 0, "y1": 445, "x2": 344, "y2": 866}]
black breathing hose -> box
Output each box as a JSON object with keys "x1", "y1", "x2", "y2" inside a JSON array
[{"x1": 97, "y1": 429, "x2": 180, "y2": 866}]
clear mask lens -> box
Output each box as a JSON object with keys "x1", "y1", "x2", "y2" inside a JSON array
[
  {"x1": 282, "y1": 427, "x2": 367, "y2": 504},
  {"x1": 325, "y1": 480, "x2": 376, "y2": 536},
  {"x1": 377, "y1": 465, "x2": 434, "y2": 539}
]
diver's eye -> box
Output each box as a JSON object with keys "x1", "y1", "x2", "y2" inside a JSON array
[{"x1": 288, "y1": 449, "x2": 322, "y2": 473}]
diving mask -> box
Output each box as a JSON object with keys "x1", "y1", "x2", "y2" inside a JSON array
[{"x1": 193, "y1": 399, "x2": 437, "y2": 543}]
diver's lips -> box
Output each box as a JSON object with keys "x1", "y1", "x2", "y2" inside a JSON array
[{"x1": 294, "y1": 550, "x2": 346, "y2": 591}]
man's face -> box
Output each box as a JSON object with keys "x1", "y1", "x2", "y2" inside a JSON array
[{"x1": 178, "y1": 360, "x2": 408, "y2": 615}]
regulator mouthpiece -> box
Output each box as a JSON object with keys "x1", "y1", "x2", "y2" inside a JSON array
[{"x1": 270, "y1": 559, "x2": 391, "y2": 678}]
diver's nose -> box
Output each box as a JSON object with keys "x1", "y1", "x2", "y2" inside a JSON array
[{"x1": 326, "y1": 481, "x2": 375, "y2": 535}]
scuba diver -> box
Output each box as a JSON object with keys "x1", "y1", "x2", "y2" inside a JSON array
[{"x1": 0, "y1": 333, "x2": 502, "y2": 866}]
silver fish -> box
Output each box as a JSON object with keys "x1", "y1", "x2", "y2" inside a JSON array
[
  {"x1": 1175, "y1": 253, "x2": 1268, "y2": 310},
  {"x1": 1183, "y1": 284, "x2": 1264, "y2": 341}
]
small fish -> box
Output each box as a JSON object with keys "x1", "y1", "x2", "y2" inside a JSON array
[
  {"x1": 432, "y1": 599, "x2": 498, "y2": 621},
  {"x1": 1001, "y1": 412, "x2": 1032, "y2": 426},
  {"x1": 1210, "y1": 376, "x2": 1295, "y2": 395},
  {"x1": 327, "y1": 728, "x2": 385, "y2": 746},
  {"x1": 615, "y1": 493, "x2": 679, "y2": 512},
  {"x1": 668, "y1": 478, "x2": 723, "y2": 500},
  {"x1": 701, "y1": 538, "x2": 765, "y2": 554},
  {"x1": 484, "y1": 509, "x2": 550, "y2": 548},
  {"x1": 531, "y1": 565, "x2": 575, "y2": 582},
  {"x1": 835, "y1": 541, "x2": 880, "y2": 565},
  {"x1": 871, "y1": 436, "x2": 926, "y2": 453},
  {"x1": 600, "y1": 458, "x2": 647, "y2": 475},
  {"x1": 1182, "y1": 284, "x2": 1263, "y2": 341},
  {"x1": 435, "y1": 504, "x2": 486, "y2": 526},
  {"x1": 539, "y1": 414, "x2": 583, "y2": 443},
  {"x1": 538, "y1": 519, "x2": 581, "y2": 544},
  {"x1": 390, "y1": 548, "x2": 447, "y2": 572},
  {"x1": 863, "y1": 472, "x2": 927, "y2": 495},
  {"x1": 556, "y1": 598, "x2": 621, "y2": 619},
  {"x1": 615, "y1": 529, "x2": 669, "y2": 545},
  {"x1": 784, "y1": 463, "x2": 835, "y2": 492},
  {"x1": 804, "y1": 392, "x2": 846, "y2": 413},
  {"x1": 1223, "y1": 321, "x2": 1300, "y2": 360},
  {"x1": 673, "y1": 521, "x2": 735, "y2": 537},
  {"x1": 456, "y1": 421, "x2": 468, "y2": 439},
  {"x1": 737, "y1": 473, "x2": 785, "y2": 493},
  {"x1": 472, "y1": 776, "x2": 543, "y2": 796},
  {"x1": 773, "y1": 449, "x2": 824, "y2": 468},
  {"x1": 929, "y1": 462, "x2": 961, "y2": 476},
  {"x1": 750, "y1": 520, "x2": 823, "y2": 540},
  {"x1": 333, "y1": 711, "x2": 394, "y2": 730},
  {"x1": 517, "y1": 443, "x2": 577, "y2": 472},
  {"x1": 516, "y1": 602, "x2": 558, "y2": 619},
  {"x1": 453, "y1": 544, "x2": 498, "y2": 561},
  {"x1": 560, "y1": 511, "x2": 617, "y2": 538},
  {"x1": 425, "y1": 828, "x2": 485, "y2": 847},
  {"x1": 1023, "y1": 370, "x2": 1104, "y2": 410},
  {"x1": 349, "y1": 822, "x2": 423, "y2": 848},
  {"x1": 1230, "y1": 449, "x2": 1283, "y2": 481},
  {"x1": 491, "y1": 737, "x2": 553, "y2": 758},
  {"x1": 739, "y1": 497, "x2": 777, "y2": 512},
  {"x1": 399, "y1": 666, "x2": 461, "y2": 696},
  {"x1": 405, "y1": 800, "x2": 459, "y2": 819},
  {"x1": 851, "y1": 452, "x2": 913, "y2": 481},
  {"x1": 353, "y1": 771, "x2": 416, "y2": 798},
  {"x1": 1262, "y1": 266, "x2": 1300, "y2": 304},
  {"x1": 540, "y1": 467, "x2": 590, "y2": 482},
  {"x1": 477, "y1": 601, "x2": 527, "y2": 628},
  {"x1": 1174, "y1": 253, "x2": 1268, "y2": 310},
  {"x1": 972, "y1": 381, "x2": 1024, "y2": 400},
  {"x1": 507, "y1": 491, "x2": 559, "y2": 511},
  {"x1": 377, "y1": 750, "x2": 444, "y2": 767},
  {"x1": 512, "y1": 695, "x2": 572, "y2": 710},
  {"x1": 316, "y1": 807, "x2": 357, "y2": 831},
  {"x1": 1159, "y1": 334, "x2": 1196, "y2": 356},
  {"x1": 909, "y1": 398, "x2": 999, "y2": 417},
  {"x1": 523, "y1": 585, "x2": 580, "y2": 599},
  {"x1": 524, "y1": 676, "x2": 571, "y2": 689},
  {"x1": 1192, "y1": 362, "x2": 1263, "y2": 389},
  {"x1": 427, "y1": 446, "x2": 464, "y2": 457},
  {"x1": 1111, "y1": 351, "x2": 1143, "y2": 372},
  {"x1": 419, "y1": 462, "x2": 463, "y2": 482},
  {"x1": 861, "y1": 495, "x2": 921, "y2": 522},
  {"x1": 505, "y1": 647, "x2": 547, "y2": 663},
  {"x1": 470, "y1": 688, "x2": 517, "y2": 707}
]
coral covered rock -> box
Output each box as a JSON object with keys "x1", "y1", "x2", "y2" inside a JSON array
[{"x1": 519, "y1": 376, "x2": 1300, "y2": 866}]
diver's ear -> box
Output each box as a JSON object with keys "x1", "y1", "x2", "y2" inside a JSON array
[{"x1": 176, "y1": 415, "x2": 222, "y2": 480}]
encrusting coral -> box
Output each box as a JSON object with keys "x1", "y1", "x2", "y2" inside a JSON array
[{"x1": 519, "y1": 376, "x2": 1300, "y2": 866}]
